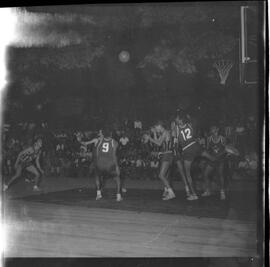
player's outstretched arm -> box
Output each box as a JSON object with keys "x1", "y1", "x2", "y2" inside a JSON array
[{"x1": 81, "y1": 138, "x2": 99, "y2": 146}]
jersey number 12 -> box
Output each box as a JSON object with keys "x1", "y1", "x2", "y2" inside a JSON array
[{"x1": 180, "y1": 128, "x2": 192, "y2": 141}]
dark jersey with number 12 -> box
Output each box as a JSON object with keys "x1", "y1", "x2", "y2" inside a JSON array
[{"x1": 177, "y1": 123, "x2": 196, "y2": 150}]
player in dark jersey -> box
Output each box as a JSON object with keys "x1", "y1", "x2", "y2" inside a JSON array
[
  {"x1": 171, "y1": 121, "x2": 192, "y2": 199},
  {"x1": 79, "y1": 130, "x2": 126, "y2": 196},
  {"x1": 146, "y1": 121, "x2": 176, "y2": 200},
  {"x1": 174, "y1": 113, "x2": 202, "y2": 200},
  {"x1": 202, "y1": 126, "x2": 227, "y2": 200},
  {"x1": 3, "y1": 138, "x2": 44, "y2": 192},
  {"x1": 92, "y1": 128, "x2": 122, "y2": 202}
]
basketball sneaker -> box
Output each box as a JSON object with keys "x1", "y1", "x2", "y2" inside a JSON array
[
  {"x1": 185, "y1": 186, "x2": 191, "y2": 197},
  {"x1": 187, "y1": 194, "x2": 199, "y2": 201},
  {"x1": 116, "y1": 193, "x2": 123, "y2": 202},
  {"x1": 33, "y1": 185, "x2": 41, "y2": 192},
  {"x1": 220, "y1": 190, "x2": 226, "y2": 200},
  {"x1": 96, "y1": 190, "x2": 102, "y2": 200},
  {"x1": 3, "y1": 184, "x2": 8, "y2": 192},
  {"x1": 162, "y1": 187, "x2": 168, "y2": 197},
  {"x1": 201, "y1": 190, "x2": 211, "y2": 197},
  {"x1": 162, "y1": 188, "x2": 175, "y2": 200}
]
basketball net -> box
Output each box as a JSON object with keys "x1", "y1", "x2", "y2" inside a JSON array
[{"x1": 213, "y1": 60, "x2": 234, "y2": 85}]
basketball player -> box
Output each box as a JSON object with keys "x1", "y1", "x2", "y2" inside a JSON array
[
  {"x1": 171, "y1": 120, "x2": 192, "y2": 199},
  {"x1": 92, "y1": 127, "x2": 123, "y2": 202},
  {"x1": 3, "y1": 138, "x2": 44, "y2": 192},
  {"x1": 175, "y1": 113, "x2": 201, "y2": 200},
  {"x1": 146, "y1": 122, "x2": 176, "y2": 200},
  {"x1": 79, "y1": 130, "x2": 126, "y2": 195},
  {"x1": 202, "y1": 126, "x2": 227, "y2": 200}
]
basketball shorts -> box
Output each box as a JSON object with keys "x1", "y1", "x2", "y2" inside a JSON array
[
  {"x1": 207, "y1": 153, "x2": 226, "y2": 168},
  {"x1": 160, "y1": 152, "x2": 174, "y2": 165},
  {"x1": 94, "y1": 159, "x2": 118, "y2": 177},
  {"x1": 18, "y1": 160, "x2": 35, "y2": 170},
  {"x1": 174, "y1": 151, "x2": 183, "y2": 161},
  {"x1": 182, "y1": 142, "x2": 202, "y2": 162}
]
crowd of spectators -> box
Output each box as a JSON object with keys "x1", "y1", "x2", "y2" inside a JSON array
[{"x1": 2, "y1": 115, "x2": 258, "y2": 181}]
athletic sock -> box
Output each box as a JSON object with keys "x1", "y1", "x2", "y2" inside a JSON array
[
  {"x1": 220, "y1": 190, "x2": 226, "y2": 199},
  {"x1": 185, "y1": 186, "x2": 190, "y2": 194},
  {"x1": 116, "y1": 193, "x2": 122, "y2": 201},
  {"x1": 167, "y1": 188, "x2": 175, "y2": 196},
  {"x1": 33, "y1": 185, "x2": 41, "y2": 191}
]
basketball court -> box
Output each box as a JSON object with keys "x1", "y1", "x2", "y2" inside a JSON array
[{"x1": 3, "y1": 176, "x2": 258, "y2": 257}]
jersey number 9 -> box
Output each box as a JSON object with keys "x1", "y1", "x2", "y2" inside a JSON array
[{"x1": 102, "y1": 142, "x2": 109, "y2": 152}]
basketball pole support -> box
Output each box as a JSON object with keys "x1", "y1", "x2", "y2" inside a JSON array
[
  {"x1": 240, "y1": 6, "x2": 258, "y2": 85},
  {"x1": 240, "y1": 6, "x2": 248, "y2": 84}
]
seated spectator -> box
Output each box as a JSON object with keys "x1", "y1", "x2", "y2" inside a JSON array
[
  {"x1": 238, "y1": 151, "x2": 258, "y2": 172},
  {"x1": 130, "y1": 155, "x2": 136, "y2": 168},
  {"x1": 197, "y1": 129, "x2": 207, "y2": 148},
  {"x1": 136, "y1": 158, "x2": 143, "y2": 168},
  {"x1": 119, "y1": 133, "x2": 129, "y2": 147},
  {"x1": 74, "y1": 146, "x2": 92, "y2": 177},
  {"x1": 134, "y1": 119, "x2": 142, "y2": 130}
]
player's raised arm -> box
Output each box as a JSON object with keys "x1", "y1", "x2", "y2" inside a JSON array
[{"x1": 148, "y1": 131, "x2": 167, "y2": 147}]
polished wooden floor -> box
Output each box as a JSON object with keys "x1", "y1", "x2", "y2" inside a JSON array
[{"x1": 4, "y1": 199, "x2": 257, "y2": 257}]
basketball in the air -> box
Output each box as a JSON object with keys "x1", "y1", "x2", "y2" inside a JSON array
[{"x1": 119, "y1": 51, "x2": 130, "y2": 63}]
